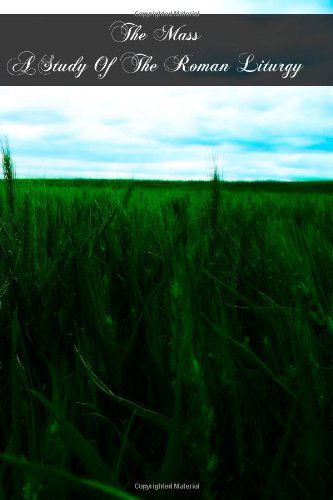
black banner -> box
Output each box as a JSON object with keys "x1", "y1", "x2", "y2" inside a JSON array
[{"x1": 0, "y1": 14, "x2": 332, "y2": 85}]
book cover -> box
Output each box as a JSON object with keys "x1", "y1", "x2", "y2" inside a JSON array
[{"x1": 0, "y1": 2, "x2": 332, "y2": 498}]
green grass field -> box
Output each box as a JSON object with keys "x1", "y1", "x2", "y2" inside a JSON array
[{"x1": 0, "y1": 152, "x2": 333, "y2": 498}]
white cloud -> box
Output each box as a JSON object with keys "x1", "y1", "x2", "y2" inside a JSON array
[
  {"x1": 1, "y1": 86, "x2": 333, "y2": 180},
  {"x1": 14, "y1": 152, "x2": 333, "y2": 180}
]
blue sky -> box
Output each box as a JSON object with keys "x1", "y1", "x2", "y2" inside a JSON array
[{"x1": 1, "y1": 86, "x2": 332, "y2": 180}]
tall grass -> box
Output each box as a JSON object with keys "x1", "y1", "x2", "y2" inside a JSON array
[
  {"x1": 1, "y1": 139, "x2": 15, "y2": 213},
  {"x1": 0, "y1": 167, "x2": 332, "y2": 498}
]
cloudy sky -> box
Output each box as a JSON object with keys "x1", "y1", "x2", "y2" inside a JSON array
[
  {"x1": 1, "y1": 0, "x2": 333, "y2": 180},
  {"x1": 3, "y1": 0, "x2": 333, "y2": 13}
]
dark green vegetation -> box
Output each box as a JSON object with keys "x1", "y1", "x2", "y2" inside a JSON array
[{"x1": 0, "y1": 155, "x2": 333, "y2": 499}]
